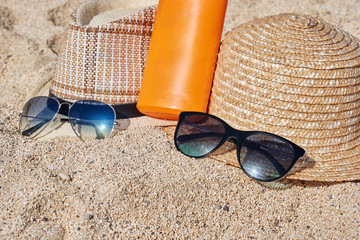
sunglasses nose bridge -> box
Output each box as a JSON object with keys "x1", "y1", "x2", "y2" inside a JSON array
[
  {"x1": 227, "y1": 129, "x2": 249, "y2": 155},
  {"x1": 59, "y1": 102, "x2": 71, "y2": 108},
  {"x1": 58, "y1": 102, "x2": 71, "y2": 117},
  {"x1": 225, "y1": 129, "x2": 243, "y2": 145},
  {"x1": 224, "y1": 135, "x2": 243, "y2": 162},
  {"x1": 60, "y1": 101, "x2": 69, "y2": 105},
  {"x1": 226, "y1": 125, "x2": 244, "y2": 142}
]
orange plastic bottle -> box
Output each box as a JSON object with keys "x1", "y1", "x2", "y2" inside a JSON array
[{"x1": 136, "y1": 0, "x2": 228, "y2": 120}]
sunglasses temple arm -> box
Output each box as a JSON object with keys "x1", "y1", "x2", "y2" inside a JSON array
[
  {"x1": 176, "y1": 132, "x2": 224, "y2": 143},
  {"x1": 298, "y1": 152, "x2": 309, "y2": 163},
  {"x1": 256, "y1": 145, "x2": 286, "y2": 174},
  {"x1": 179, "y1": 134, "x2": 286, "y2": 174},
  {"x1": 177, "y1": 133, "x2": 287, "y2": 176},
  {"x1": 20, "y1": 114, "x2": 55, "y2": 136},
  {"x1": 242, "y1": 140, "x2": 288, "y2": 173},
  {"x1": 21, "y1": 120, "x2": 48, "y2": 136},
  {"x1": 182, "y1": 120, "x2": 214, "y2": 133},
  {"x1": 113, "y1": 120, "x2": 130, "y2": 131}
]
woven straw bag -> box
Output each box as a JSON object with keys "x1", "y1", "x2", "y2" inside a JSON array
[
  {"x1": 50, "y1": 0, "x2": 157, "y2": 105},
  {"x1": 209, "y1": 13, "x2": 360, "y2": 182}
]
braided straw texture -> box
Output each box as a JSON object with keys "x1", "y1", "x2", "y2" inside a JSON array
[
  {"x1": 50, "y1": 1, "x2": 157, "y2": 104},
  {"x1": 209, "y1": 13, "x2": 360, "y2": 181}
]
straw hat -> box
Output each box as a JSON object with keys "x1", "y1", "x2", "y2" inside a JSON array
[
  {"x1": 208, "y1": 13, "x2": 360, "y2": 182},
  {"x1": 50, "y1": 0, "x2": 158, "y2": 105},
  {"x1": 31, "y1": 0, "x2": 178, "y2": 140}
]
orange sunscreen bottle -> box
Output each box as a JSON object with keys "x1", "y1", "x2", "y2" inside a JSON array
[{"x1": 136, "y1": 0, "x2": 228, "y2": 120}]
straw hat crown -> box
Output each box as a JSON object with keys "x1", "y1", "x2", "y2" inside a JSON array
[{"x1": 209, "y1": 13, "x2": 360, "y2": 181}]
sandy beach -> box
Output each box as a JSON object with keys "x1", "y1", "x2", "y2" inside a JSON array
[{"x1": 1, "y1": 0, "x2": 360, "y2": 239}]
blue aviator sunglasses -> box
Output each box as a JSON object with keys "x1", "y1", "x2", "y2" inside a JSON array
[
  {"x1": 19, "y1": 96, "x2": 130, "y2": 140},
  {"x1": 174, "y1": 112, "x2": 307, "y2": 182}
]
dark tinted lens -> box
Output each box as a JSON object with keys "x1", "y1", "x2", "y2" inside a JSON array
[
  {"x1": 239, "y1": 133, "x2": 295, "y2": 181},
  {"x1": 19, "y1": 97, "x2": 59, "y2": 137},
  {"x1": 69, "y1": 100, "x2": 115, "y2": 139},
  {"x1": 175, "y1": 114, "x2": 226, "y2": 157}
]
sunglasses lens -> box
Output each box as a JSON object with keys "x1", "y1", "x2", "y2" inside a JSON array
[
  {"x1": 239, "y1": 133, "x2": 295, "y2": 181},
  {"x1": 19, "y1": 97, "x2": 59, "y2": 137},
  {"x1": 69, "y1": 100, "x2": 115, "y2": 139},
  {"x1": 175, "y1": 114, "x2": 225, "y2": 157}
]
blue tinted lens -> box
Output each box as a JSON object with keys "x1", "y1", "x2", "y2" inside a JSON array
[
  {"x1": 19, "y1": 96, "x2": 59, "y2": 137},
  {"x1": 69, "y1": 100, "x2": 115, "y2": 139}
]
